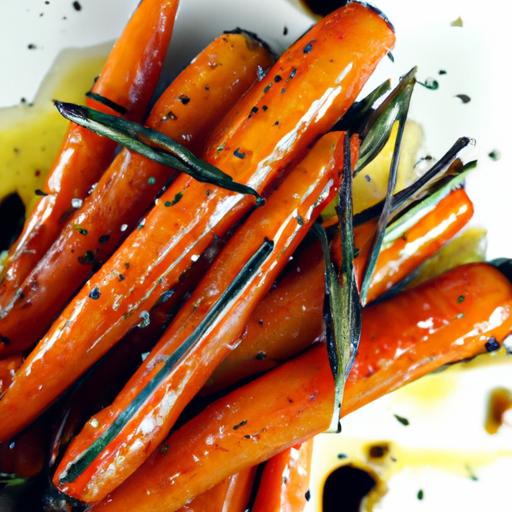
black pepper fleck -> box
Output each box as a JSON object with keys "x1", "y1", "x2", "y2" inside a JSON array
[
  {"x1": 98, "y1": 234, "x2": 110, "y2": 244},
  {"x1": 417, "y1": 489, "x2": 424, "y2": 500},
  {"x1": 255, "y1": 351, "x2": 266, "y2": 360},
  {"x1": 72, "y1": 1, "x2": 82, "y2": 11},
  {"x1": 457, "y1": 295, "x2": 465, "y2": 304},
  {"x1": 233, "y1": 148, "x2": 246, "y2": 159},
  {"x1": 89, "y1": 287, "x2": 101, "y2": 300},
  {"x1": 262, "y1": 105, "x2": 268, "y2": 111},
  {"x1": 296, "y1": 215, "x2": 304, "y2": 226},
  {"x1": 118, "y1": 273, "x2": 125, "y2": 281},
  {"x1": 257, "y1": 65, "x2": 266, "y2": 81},
  {"x1": 35, "y1": 189, "x2": 48, "y2": 196},
  {"x1": 233, "y1": 420, "x2": 248, "y2": 430},
  {"x1": 488, "y1": 150, "x2": 501, "y2": 161},
  {"x1": 289, "y1": 68, "x2": 297, "y2": 80},
  {"x1": 274, "y1": 74, "x2": 282, "y2": 83},
  {"x1": 303, "y1": 40, "x2": 315, "y2": 54},
  {"x1": 439, "y1": 69, "x2": 447, "y2": 75},
  {"x1": 178, "y1": 94, "x2": 190, "y2": 105},
  {"x1": 485, "y1": 337, "x2": 500, "y2": 352},
  {"x1": 27, "y1": 43, "x2": 37, "y2": 50},
  {"x1": 283, "y1": 26, "x2": 288, "y2": 36},
  {"x1": 337, "y1": 453, "x2": 348, "y2": 459}
]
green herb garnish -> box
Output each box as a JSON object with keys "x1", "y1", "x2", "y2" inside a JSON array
[
  {"x1": 360, "y1": 68, "x2": 416, "y2": 304},
  {"x1": 54, "y1": 101, "x2": 262, "y2": 203}
]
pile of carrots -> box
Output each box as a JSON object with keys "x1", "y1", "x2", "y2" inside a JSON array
[{"x1": 0, "y1": 1, "x2": 511, "y2": 511}]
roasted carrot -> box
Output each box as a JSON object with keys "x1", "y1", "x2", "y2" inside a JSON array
[
  {"x1": 0, "y1": 355, "x2": 22, "y2": 395},
  {"x1": 253, "y1": 440, "x2": 313, "y2": 512},
  {"x1": 206, "y1": 188, "x2": 473, "y2": 393},
  {"x1": 0, "y1": 0, "x2": 179, "y2": 321},
  {"x1": 54, "y1": 131, "x2": 352, "y2": 502},
  {"x1": 91, "y1": 263, "x2": 512, "y2": 512},
  {"x1": 0, "y1": 32, "x2": 273, "y2": 354},
  {"x1": 0, "y1": 3, "x2": 393, "y2": 442},
  {"x1": 178, "y1": 468, "x2": 256, "y2": 512}
]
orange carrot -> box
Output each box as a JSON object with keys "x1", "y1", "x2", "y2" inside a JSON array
[
  {"x1": 178, "y1": 468, "x2": 256, "y2": 512},
  {"x1": 0, "y1": 3, "x2": 394, "y2": 442},
  {"x1": 253, "y1": 440, "x2": 314, "y2": 512},
  {"x1": 53, "y1": 131, "x2": 352, "y2": 502},
  {"x1": 92, "y1": 263, "x2": 512, "y2": 512},
  {"x1": 0, "y1": 355, "x2": 22, "y2": 395},
  {"x1": 206, "y1": 188, "x2": 473, "y2": 393},
  {"x1": 0, "y1": 0, "x2": 179, "y2": 321},
  {"x1": 0, "y1": 32, "x2": 273, "y2": 354}
]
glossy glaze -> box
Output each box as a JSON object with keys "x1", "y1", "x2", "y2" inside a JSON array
[
  {"x1": 206, "y1": 188, "x2": 473, "y2": 393},
  {"x1": 91, "y1": 263, "x2": 512, "y2": 511},
  {"x1": 0, "y1": 0, "x2": 179, "y2": 325},
  {"x1": 253, "y1": 440, "x2": 313, "y2": 512},
  {"x1": 55, "y1": 132, "x2": 345, "y2": 502},
  {"x1": 0, "y1": 32, "x2": 273, "y2": 352},
  {"x1": 0, "y1": 2, "x2": 394, "y2": 446}
]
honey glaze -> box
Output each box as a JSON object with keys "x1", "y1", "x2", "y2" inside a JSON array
[{"x1": 0, "y1": 43, "x2": 108, "y2": 216}]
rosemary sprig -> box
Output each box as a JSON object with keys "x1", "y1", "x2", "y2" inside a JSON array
[
  {"x1": 353, "y1": 137, "x2": 472, "y2": 227},
  {"x1": 314, "y1": 135, "x2": 361, "y2": 433},
  {"x1": 337, "y1": 79, "x2": 391, "y2": 133},
  {"x1": 355, "y1": 68, "x2": 417, "y2": 175},
  {"x1": 359, "y1": 67, "x2": 417, "y2": 305},
  {"x1": 54, "y1": 101, "x2": 262, "y2": 202},
  {"x1": 383, "y1": 159, "x2": 477, "y2": 244}
]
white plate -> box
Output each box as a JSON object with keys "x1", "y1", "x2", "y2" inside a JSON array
[{"x1": 1, "y1": 1, "x2": 511, "y2": 510}]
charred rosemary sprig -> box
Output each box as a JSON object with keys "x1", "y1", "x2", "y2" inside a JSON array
[
  {"x1": 359, "y1": 67, "x2": 417, "y2": 304},
  {"x1": 54, "y1": 101, "x2": 262, "y2": 202},
  {"x1": 314, "y1": 135, "x2": 361, "y2": 433}
]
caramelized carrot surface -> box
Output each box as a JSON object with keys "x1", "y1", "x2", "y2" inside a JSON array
[
  {"x1": 92, "y1": 264, "x2": 512, "y2": 511},
  {"x1": 0, "y1": 3, "x2": 394, "y2": 443},
  {"x1": 0, "y1": 0, "x2": 179, "y2": 320},
  {"x1": 0, "y1": 31, "x2": 273, "y2": 353},
  {"x1": 54, "y1": 132, "x2": 351, "y2": 502},
  {"x1": 178, "y1": 468, "x2": 256, "y2": 512},
  {"x1": 206, "y1": 188, "x2": 473, "y2": 393},
  {"x1": 253, "y1": 440, "x2": 313, "y2": 512}
]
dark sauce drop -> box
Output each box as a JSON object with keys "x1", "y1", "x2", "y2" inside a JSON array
[
  {"x1": 323, "y1": 464, "x2": 377, "y2": 511},
  {"x1": 301, "y1": 0, "x2": 349, "y2": 17},
  {"x1": 485, "y1": 387, "x2": 512, "y2": 434},
  {"x1": 0, "y1": 193, "x2": 25, "y2": 252}
]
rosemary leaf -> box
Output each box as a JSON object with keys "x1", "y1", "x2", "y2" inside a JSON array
[
  {"x1": 383, "y1": 159, "x2": 477, "y2": 244},
  {"x1": 356, "y1": 67, "x2": 417, "y2": 176},
  {"x1": 54, "y1": 101, "x2": 262, "y2": 202},
  {"x1": 360, "y1": 68, "x2": 417, "y2": 305},
  {"x1": 353, "y1": 137, "x2": 472, "y2": 227}
]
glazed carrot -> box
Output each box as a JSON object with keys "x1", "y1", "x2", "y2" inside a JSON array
[
  {"x1": 253, "y1": 440, "x2": 314, "y2": 512},
  {"x1": 54, "y1": 131, "x2": 351, "y2": 502},
  {"x1": 0, "y1": 32, "x2": 273, "y2": 354},
  {"x1": 0, "y1": 355, "x2": 22, "y2": 395},
  {"x1": 0, "y1": 3, "x2": 393, "y2": 442},
  {"x1": 206, "y1": 188, "x2": 473, "y2": 393},
  {"x1": 92, "y1": 263, "x2": 512, "y2": 512},
  {"x1": 0, "y1": 0, "x2": 179, "y2": 322},
  {"x1": 178, "y1": 468, "x2": 256, "y2": 512}
]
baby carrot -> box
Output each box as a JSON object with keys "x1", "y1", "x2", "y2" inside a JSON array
[
  {"x1": 0, "y1": 0, "x2": 179, "y2": 317},
  {"x1": 0, "y1": 31, "x2": 273, "y2": 353},
  {"x1": 54, "y1": 132, "x2": 351, "y2": 502},
  {"x1": 178, "y1": 468, "x2": 256, "y2": 512},
  {"x1": 253, "y1": 440, "x2": 314, "y2": 512},
  {"x1": 206, "y1": 188, "x2": 473, "y2": 393},
  {"x1": 92, "y1": 263, "x2": 512, "y2": 512},
  {"x1": 0, "y1": 3, "x2": 394, "y2": 441},
  {"x1": 0, "y1": 355, "x2": 22, "y2": 395}
]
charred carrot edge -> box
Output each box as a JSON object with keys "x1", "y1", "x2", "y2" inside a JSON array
[
  {"x1": 0, "y1": 0, "x2": 179, "y2": 331},
  {"x1": 206, "y1": 188, "x2": 473, "y2": 393},
  {"x1": 0, "y1": 32, "x2": 273, "y2": 354},
  {"x1": 91, "y1": 263, "x2": 512, "y2": 512},
  {"x1": 54, "y1": 132, "x2": 351, "y2": 502},
  {"x1": 178, "y1": 467, "x2": 257, "y2": 512},
  {"x1": 0, "y1": 3, "x2": 394, "y2": 444},
  {"x1": 0, "y1": 355, "x2": 22, "y2": 396},
  {"x1": 253, "y1": 440, "x2": 314, "y2": 512}
]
